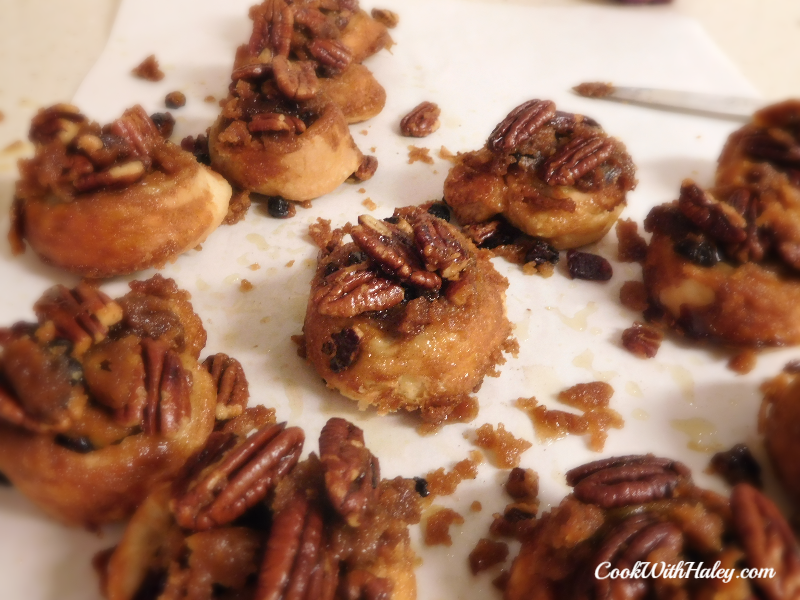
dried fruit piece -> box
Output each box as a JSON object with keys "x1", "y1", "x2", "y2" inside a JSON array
[{"x1": 566, "y1": 250, "x2": 612, "y2": 281}]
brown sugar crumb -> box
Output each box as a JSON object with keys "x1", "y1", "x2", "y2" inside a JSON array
[
  {"x1": 728, "y1": 349, "x2": 757, "y2": 374},
  {"x1": 358, "y1": 188, "x2": 366, "y2": 194},
  {"x1": 616, "y1": 219, "x2": 648, "y2": 262},
  {"x1": 424, "y1": 507, "x2": 464, "y2": 546},
  {"x1": 223, "y1": 189, "x2": 251, "y2": 225},
  {"x1": 165, "y1": 91, "x2": 186, "y2": 109},
  {"x1": 438, "y1": 146, "x2": 457, "y2": 163},
  {"x1": 505, "y1": 467, "x2": 538, "y2": 501},
  {"x1": 620, "y1": 280, "x2": 649, "y2": 312},
  {"x1": 622, "y1": 321, "x2": 663, "y2": 358},
  {"x1": 362, "y1": 198, "x2": 377, "y2": 211},
  {"x1": 408, "y1": 145, "x2": 434, "y2": 165},
  {"x1": 249, "y1": 263, "x2": 261, "y2": 271},
  {"x1": 418, "y1": 396, "x2": 479, "y2": 435},
  {"x1": 239, "y1": 279, "x2": 254, "y2": 292},
  {"x1": 558, "y1": 382, "x2": 614, "y2": 411},
  {"x1": 0, "y1": 111, "x2": 5, "y2": 122},
  {"x1": 290, "y1": 334, "x2": 306, "y2": 359},
  {"x1": 573, "y1": 81, "x2": 615, "y2": 98},
  {"x1": 370, "y1": 146, "x2": 376, "y2": 153},
  {"x1": 469, "y1": 538, "x2": 509, "y2": 574},
  {"x1": 204, "y1": 95, "x2": 216, "y2": 103},
  {"x1": 489, "y1": 503, "x2": 538, "y2": 539},
  {"x1": 298, "y1": 200, "x2": 312, "y2": 209},
  {"x1": 371, "y1": 8, "x2": 399, "y2": 28},
  {"x1": 470, "y1": 501, "x2": 482, "y2": 512},
  {"x1": 194, "y1": 244, "x2": 203, "y2": 252},
  {"x1": 360, "y1": 129, "x2": 368, "y2": 135},
  {"x1": 131, "y1": 55, "x2": 164, "y2": 81},
  {"x1": 425, "y1": 457, "x2": 479, "y2": 497},
  {"x1": 284, "y1": 260, "x2": 294, "y2": 268},
  {"x1": 471, "y1": 423, "x2": 532, "y2": 469},
  {"x1": 308, "y1": 218, "x2": 333, "y2": 250},
  {"x1": 709, "y1": 443, "x2": 762, "y2": 488}
]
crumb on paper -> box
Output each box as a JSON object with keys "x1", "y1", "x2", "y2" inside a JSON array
[
  {"x1": 362, "y1": 198, "x2": 377, "y2": 210},
  {"x1": 470, "y1": 423, "x2": 531, "y2": 469},
  {"x1": 371, "y1": 8, "x2": 399, "y2": 28},
  {"x1": 1, "y1": 140, "x2": 26, "y2": 154},
  {"x1": 0, "y1": 111, "x2": 4, "y2": 122},
  {"x1": 249, "y1": 263, "x2": 261, "y2": 271},
  {"x1": 407, "y1": 145, "x2": 434, "y2": 165},
  {"x1": 194, "y1": 244, "x2": 203, "y2": 252},
  {"x1": 131, "y1": 55, "x2": 164, "y2": 81},
  {"x1": 424, "y1": 507, "x2": 464, "y2": 546},
  {"x1": 470, "y1": 501, "x2": 482, "y2": 512},
  {"x1": 728, "y1": 349, "x2": 757, "y2": 374},
  {"x1": 622, "y1": 322, "x2": 663, "y2": 359},
  {"x1": 469, "y1": 538, "x2": 509, "y2": 574},
  {"x1": 224, "y1": 189, "x2": 251, "y2": 225},
  {"x1": 165, "y1": 91, "x2": 186, "y2": 109},
  {"x1": 204, "y1": 95, "x2": 216, "y2": 103},
  {"x1": 360, "y1": 129, "x2": 368, "y2": 135},
  {"x1": 620, "y1": 280, "x2": 648, "y2": 312},
  {"x1": 262, "y1": 317, "x2": 271, "y2": 324},
  {"x1": 418, "y1": 396, "x2": 479, "y2": 435},
  {"x1": 573, "y1": 81, "x2": 615, "y2": 98},
  {"x1": 285, "y1": 260, "x2": 295, "y2": 268},
  {"x1": 438, "y1": 146, "x2": 457, "y2": 162},
  {"x1": 239, "y1": 279, "x2": 254, "y2": 292},
  {"x1": 299, "y1": 200, "x2": 312, "y2": 209},
  {"x1": 616, "y1": 219, "x2": 647, "y2": 262},
  {"x1": 370, "y1": 146, "x2": 376, "y2": 153},
  {"x1": 425, "y1": 457, "x2": 479, "y2": 497},
  {"x1": 358, "y1": 187, "x2": 366, "y2": 194}
]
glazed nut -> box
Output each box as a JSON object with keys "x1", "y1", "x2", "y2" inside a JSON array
[
  {"x1": 316, "y1": 268, "x2": 405, "y2": 318},
  {"x1": 308, "y1": 38, "x2": 353, "y2": 72},
  {"x1": 353, "y1": 155, "x2": 379, "y2": 181},
  {"x1": 73, "y1": 160, "x2": 146, "y2": 192},
  {"x1": 202, "y1": 353, "x2": 249, "y2": 421},
  {"x1": 273, "y1": 56, "x2": 319, "y2": 101},
  {"x1": 400, "y1": 102, "x2": 441, "y2": 138},
  {"x1": 678, "y1": 181, "x2": 748, "y2": 244},
  {"x1": 539, "y1": 133, "x2": 615, "y2": 186},
  {"x1": 231, "y1": 63, "x2": 274, "y2": 82},
  {"x1": 268, "y1": 0, "x2": 294, "y2": 58},
  {"x1": 248, "y1": 112, "x2": 307, "y2": 134},
  {"x1": 621, "y1": 322, "x2": 663, "y2": 359},
  {"x1": 566, "y1": 455, "x2": 691, "y2": 508},
  {"x1": 319, "y1": 418, "x2": 380, "y2": 527},
  {"x1": 488, "y1": 99, "x2": 557, "y2": 154},
  {"x1": 412, "y1": 214, "x2": 471, "y2": 280},
  {"x1": 29, "y1": 103, "x2": 85, "y2": 144},
  {"x1": 742, "y1": 131, "x2": 800, "y2": 169},
  {"x1": 0, "y1": 383, "x2": 51, "y2": 433},
  {"x1": 370, "y1": 8, "x2": 399, "y2": 28},
  {"x1": 172, "y1": 422, "x2": 304, "y2": 530},
  {"x1": 141, "y1": 339, "x2": 191, "y2": 436},
  {"x1": 34, "y1": 282, "x2": 123, "y2": 357}
]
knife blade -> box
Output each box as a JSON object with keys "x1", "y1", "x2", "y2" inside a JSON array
[{"x1": 573, "y1": 85, "x2": 762, "y2": 121}]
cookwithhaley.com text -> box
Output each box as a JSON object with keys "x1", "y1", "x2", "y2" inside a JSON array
[{"x1": 595, "y1": 561, "x2": 776, "y2": 584}]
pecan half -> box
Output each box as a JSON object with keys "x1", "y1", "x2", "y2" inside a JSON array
[
  {"x1": 743, "y1": 131, "x2": 800, "y2": 170},
  {"x1": 294, "y1": 7, "x2": 339, "y2": 39},
  {"x1": 0, "y1": 382, "x2": 55, "y2": 433},
  {"x1": 73, "y1": 160, "x2": 146, "y2": 192},
  {"x1": 488, "y1": 99, "x2": 557, "y2": 154},
  {"x1": 413, "y1": 214, "x2": 471, "y2": 280},
  {"x1": 678, "y1": 181, "x2": 748, "y2": 244},
  {"x1": 269, "y1": 0, "x2": 294, "y2": 58},
  {"x1": 231, "y1": 63, "x2": 274, "y2": 83},
  {"x1": 732, "y1": 483, "x2": 800, "y2": 600},
  {"x1": 202, "y1": 353, "x2": 249, "y2": 421},
  {"x1": 353, "y1": 155, "x2": 378, "y2": 181},
  {"x1": 34, "y1": 282, "x2": 123, "y2": 357},
  {"x1": 172, "y1": 422, "x2": 304, "y2": 530},
  {"x1": 316, "y1": 268, "x2": 405, "y2": 318},
  {"x1": 107, "y1": 105, "x2": 162, "y2": 162},
  {"x1": 273, "y1": 57, "x2": 319, "y2": 101},
  {"x1": 400, "y1": 102, "x2": 441, "y2": 138},
  {"x1": 308, "y1": 39, "x2": 353, "y2": 72},
  {"x1": 256, "y1": 494, "x2": 334, "y2": 600},
  {"x1": 566, "y1": 455, "x2": 690, "y2": 508},
  {"x1": 249, "y1": 112, "x2": 307, "y2": 134},
  {"x1": 141, "y1": 339, "x2": 191, "y2": 435},
  {"x1": 320, "y1": 418, "x2": 380, "y2": 527},
  {"x1": 590, "y1": 515, "x2": 683, "y2": 600},
  {"x1": 621, "y1": 322, "x2": 663, "y2": 359},
  {"x1": 29, "y1": 104, "x2": 86, "y2": 144},
  {"x1": 351, "y1": 215, "x2": 441, "y2": 291},
  {"x1": 540, "y1": 134, "x2": 615, "y2": 186}
]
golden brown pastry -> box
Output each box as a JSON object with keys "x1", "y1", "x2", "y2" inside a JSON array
[
  {"x1": 444, "y1": 99, "x2": 636, "y2": 249},
  {"x1": 10, "y1": 105, "x2": 231, "y2": 278},
  {"x1": 760, "y1": 369, "x2": 800, "y2": 506},
  {"x1": 100, "y1": 417, "x2": 420, "y2": 600},
  {"x1": 503, "y1": 455, "x2": 800, "y2": 600},
  {"x1": 302, "y1": 206, "x2": 516, "y2": 420},
  {"x1": 0, "y1": 276, "x2": 244, "y2": 527}
]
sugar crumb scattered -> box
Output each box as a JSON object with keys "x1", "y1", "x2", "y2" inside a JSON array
[
  {"x1": 362, "y1": 198, "x2": 377, "y2": 210},
  {"x1": 131, "y1": 55, "x2": 164, "y2": 81},
  {"x1": 407, "y1": 145, "x2": 434, "y2": 165}
]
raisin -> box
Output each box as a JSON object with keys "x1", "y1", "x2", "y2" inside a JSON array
[
  {"x1": 413, "y1": 477, "x2": 430, "y2": 497},
  {"x1": 329, "y1": 328, "x2": 361, "y2": 373},
  {"x1": 673, "y1": 237, "x2": 720, "y2": 267},
  {"x1": 427, "y1": 202, "x2": 451, "y2": 222},
  {"x1": 150, "y1": 112, "x2": 175, "y2": 138},
  {"x1": 267, "y1": 197, "x2": 296, "y2": 219},
  {"x1": 709, "y1": 444, "x2": 762, "y2": 488},
  {"x1": 180, "y1": 134, "x2": 210, "y2": 165},
  {"x1": 524, "y1": 239, "x2": 559, "y2": 266},
  {"x1": 566, "y1": 250, "x2": 612, "y2": 281},
  {"x1": 164, "y1": 91, "x2": 186, "y2": 109},
  {"x1": 54, "y1": 435, "x2": 95, "y2": 454}
]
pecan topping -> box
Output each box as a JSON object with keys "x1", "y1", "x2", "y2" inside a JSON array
[
  {"x1": 141, "y1": 339, "x2": 191, "y2": 435},
  {"x1": 488, "y1": 99, "x2": 557, "y2": 154},
  {"x1": 351, "y1": 215, "x2": 441, "y2": 291},
  {"x1": 73, "y1": 160, "x2": 146, "y2": 192},
  {"x1": 413, "y1": 214, "x2": 471, "y2": 280},
  {"x1": 256, "y1": 494, "x2": 333, "y2": 600},
  {"x1": 320, "y1": 418, "x2": 380, "y2": 527},
  {"x1": 0, "y1": 382, "x2": 56, "y2": 433},
  {"x1": 308, "y1": 39, "x2": 353, "y2": 72},
  {"x1": 273, "y1": 57, "x2": 319, "y2": 101},
  {"x1": 540, "y1": 134, "x2": 615, "y2": 186},
  {"x1": 29, "y1": 104, "x2": 85, "y2": 144},
  {"x1": 294, "y1": 7, "x2": 338, "y2": 39},
  {"x1": 678, "y1": 181, "x2": 748, "y2": 244},
  {"x1": 400, "y1": 102, "x2": 441, "y2": 138},
  {"x1": 673, "y1": 236, "x2": 720, "y2": 267},
  {"x1": 621, "y1": 322, "x2": 663, "y2": 359},
  {"x1": 248, "y1": 112, "x2": 307, "y2": 134},
  {"x1": 709, "y1": 444, "x2": 762, "y2": 488},
  {"x1": 732, "y1": 483, "x2": 800, "y2": 600},
  {"x1": 315, "y1": 268, "x2": 405, "y2": 318},
  {"x1": 34, "y1": 282, "x2": 123, "y2": 357},
  {"x1": 370, "y1": 8, "x2": 399, "y2": 28},
  {"x1": 269, "y1": 0, "x2": 294, "y2": 58},
  {"x1": 173, "y1": 422, "x2": 304, "y2": 530},
  {"x1": 202, "y1": 353, "x2": 249, "y2": 421},
  {"x1": 590, "y1": 515, "x2": 683, "y2": 600},
  {"x1": 107, "y1": 105, "x2": 162, "y2": 162},
  {"x1": 353, "y1": 155, "x2": 378, "y2": 181},
  {"x1": 231, "y1": 63, "x2": 274, "y2": 83},
  {"x1": 742, "y1": 131, "x2": 800, "y2": 170},
  {"x1": 566, "y1": 455, "x2": 690, "y2": 508}
]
